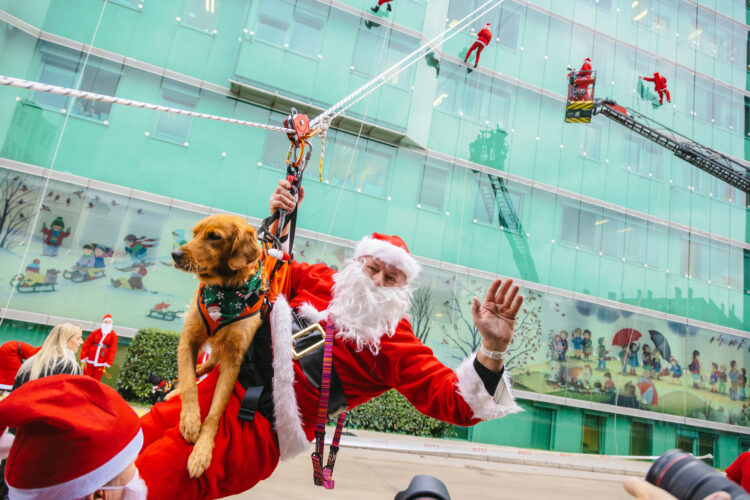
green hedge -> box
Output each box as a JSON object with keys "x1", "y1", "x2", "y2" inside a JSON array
[
  {"x1": 117, "y1": 327, "x2": 180, "y2": 404},
  {"x1": 343, "y1": 390, "x2": 457, "y2": 438}
]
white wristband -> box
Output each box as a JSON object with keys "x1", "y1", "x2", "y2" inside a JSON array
[{"x1": 479, "y1": 345, "x2": 506, "y2": 361}]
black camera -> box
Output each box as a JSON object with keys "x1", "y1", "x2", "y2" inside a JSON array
[{"x1": 646, "y1": 449, "x2": 750, "y2": 500}]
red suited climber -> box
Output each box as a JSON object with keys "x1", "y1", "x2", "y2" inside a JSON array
[
  {"x1": 80, "y1": 313, "x2": 118, "y2": 381},
  {"x1": 371, "y1": 0, "x2": 393, "y2": 13},
  {"x1": 464, "y1": 23, "x2": 492, "y2": 68},
  {"x1": 568, "y1": 57, "x2": 594, "y2": 101},
  {"x1": 642, "y1": 72, "x2": 671, "y2": 105},
  {"x1": 0, "y1": 341, "x2": 40, "y2": 392}
]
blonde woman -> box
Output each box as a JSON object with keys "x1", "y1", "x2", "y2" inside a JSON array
[{"x1": 13, "y1": 322, "x2": 83, "y2": 391}]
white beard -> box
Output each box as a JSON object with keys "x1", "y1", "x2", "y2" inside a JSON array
[
  {"x1": 328, "y1": 261, "x2": 412, "y2": 355},
  {"x1": 101, "y1": 322, "x2": 113, "y2": 335}
]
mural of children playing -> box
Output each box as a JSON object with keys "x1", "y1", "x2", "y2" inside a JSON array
[
  {"x1": 40, "y1": 216, "x2": 71, "y2": 257},
  {"x1": 72, "y1": 243, "x2": 96, "y2": 278},
  {"x1": 669, "y1": 356, "x2": 682, "y2": 384},
  {"x1": 688, "y1": 350, "x2": 701, "y2": 389},
  {"x1": 603, "y1": 372, "x2": 615, "y2": 393},
  {"x1": 740, "y1": 369, "x2": 747, "y2": 400},
  {"x1": 554, "y1": 334, "x2": 564, "y2": 361},
  {"x1": 709, "y1": 362, "x2": 720, "y2": 393},
  {"x1": 172, "y1": 229, "x2": 187, "y2": 249},
  {"x1": 572, "y1": 328, "x2": 583, "y2": 359},
  {"x1": 651, "y1": 349, "x2": 662, "y2": 380},
  {"x1": 582, "y1": 329, "x2": 593, "y2": 362},
  {"x1": 596, "y1": 337, "x2": 608, "y2": 370},
  {"x1": 627, "y1": 342, "x2": 640, "y2": 376},
  {"x1": 123, "y1": 234, "x2": 158, "y2": 265},
  {"x1": 641, "y1": 344, "x2": 652, "y2": 377},
  {"x1": 560, "y1": 330, "x2": 568, "y2": 361},
  {"x1": 730, "y1": 361, "x2": 740, "y2": 400},
  {"x1": 719, "y1": 364, "x2": 728, "y2": 394},
  {"x1": 111, "y1": 264, "x2": 148, "y2": 292},
  {"x1": 22, "y1": 259, "x2": 43, "y2": 286}
]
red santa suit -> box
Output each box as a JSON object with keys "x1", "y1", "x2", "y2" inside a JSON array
[
  {"x1": 465, "y1": 23, "x2": 492, "y2": 67},
  {"x1": 137, "y1": 234, "x2": 519, "y2": 500},
  {"x1": 643, "y1": 72, "x2": 671, "y2": 104},
  {"x1": 80, "y1": 314, "x2": 118, "y2": 381},
  {"x1": 0, "y1": 341, "x2": 40, "y2": 391}
]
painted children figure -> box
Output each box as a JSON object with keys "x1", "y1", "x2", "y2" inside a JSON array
[
  {"x1": 669, "y1": 357, "x2": 682, "y2": 384},
  {"x1": 93, "y1": 245, "x2": 108, "y2": 270},
  {"x1": 596, "y1": 337, "x2": 608, "y2": 370},
  {"x1": 709, "y1": 362, "x2": 720, "y2": 392},
  {"x1": 572, "y1": 329, "x2": 583, "y2": 359},
  {"x1": 40, "y1": 216, "x2": 70, "y2": 257},
  {"x1": 719, "y1": 364, "x2": 728, "y2": 394},
  {"x1": 560, "y1": 330, "x2": 568, "y2": 362},
  {"x1": 651, "y1": 350, "x2": 662, "y2": 380},
  {"x1": 730, "y1": 360, "x2": 740, "y2": 400},
  {"x1": 21, "y1": 259, "x2": 43, "y2": 286},
  {"x1": 641, "y1": 344, "x2": 652, "y2": 377},
  {"x1": 627, "y1": 342, "x2": 640, "y2": 376},
  {"x1": 740, "y1": 368, "x2": 747, "y2": 401},
  {"x1": 688, "y1": 350, "x2": 701, "y2": 389},
  {"x1": 603, "y1": 371, "x2": 615, "y2": 393},
  {"x1": 73, "y1": 243, "x2": 96, "y2": 278},
  {"x1": 582, "y1": 329, "x2": 593, "y2": 362},
  {"x1": 554, "y1": 334, "x2": 564, "y2": 362}
]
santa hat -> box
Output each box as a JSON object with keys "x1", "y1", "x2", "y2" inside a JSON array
[
  {"x1": 102, "y1": 313, "x2": 112, "y2": 322},
  {"x1": 584, "y1": 57, "x2": 591, "y2": 62},
  {"x1": 352, "y1": 233, "x2": 421, "y2": 283},
  {"x1": 0, "y1": 375, "x2": 142, "y2": 499},
  {"x1": 484, "y1": 23, "x2": 491, "y2": 27}
]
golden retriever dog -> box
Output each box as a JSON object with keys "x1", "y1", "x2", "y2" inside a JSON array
[{"x1": 171, "y1": 214, "x2": 263, "y2": 478}]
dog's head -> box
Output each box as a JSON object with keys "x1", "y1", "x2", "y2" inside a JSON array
[{"x1": 172, "y1": 214, "x2": 261, "y2": 287}]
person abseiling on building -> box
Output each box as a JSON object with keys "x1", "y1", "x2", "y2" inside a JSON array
[
  {"x1": 135, "y1": 178, "x2": 523, "y2": 500},
  {"x1": 464, "y1": 23, "x2": 492, "y2": 68},
  {"x1": 0, "y1": 341, "x2": 40, "y2": 393},
  {"x1": 641, "y1": 72, "x2": 671, "y2": 105},
  {"x1": 0, "y1": 375, "x2": 147, "y2": 499},
  {"x1": 370, "y1": 0, "x2": 393, "y2": 13},
  {"x1": 80, "y1": 314, "x2": 118, "y2": 381}
]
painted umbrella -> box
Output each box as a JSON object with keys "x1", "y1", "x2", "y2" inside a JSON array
[
  {"x1": 648, "y1": 329, "x2": 672, "y2": 360},
  {"x1": 637, "y1": 377, "x2": 658, "y2": 405},
  {"x1": 612, "y1": 328, "x2": 642, "y2": 347}
]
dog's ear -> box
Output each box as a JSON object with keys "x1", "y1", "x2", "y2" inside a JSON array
[{"x1": 228, "y1": 225, "x2": 261, "y2": 271}]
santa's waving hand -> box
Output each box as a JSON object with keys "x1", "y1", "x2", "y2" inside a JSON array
[{"x1": 473, "y1": 278, "x2": 523, "y2": 373}]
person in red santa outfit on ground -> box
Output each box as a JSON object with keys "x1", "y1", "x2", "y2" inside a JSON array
[
  {"x1": 641, "y1": 72, "x2": 671, "y2": 105},
  {"x1": 136, "y1": 179, "x2": 523, "y2": 500},
  {"x1": 464, "y1": 23, "x2": 492, "y2": 68},
  {"x1": 0, "y1": 375, "x2": 148, "y2": 499},
  {"x1": 80, "y1": 314, "x2": 118, "y2": 381},
  {"x1": 0, "y1": 341, "x2": 40, "y2": 392}
]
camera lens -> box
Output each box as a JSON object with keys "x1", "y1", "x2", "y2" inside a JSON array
[{"x1": 647, "y1": 449, "x2": 750, "y2": 500}]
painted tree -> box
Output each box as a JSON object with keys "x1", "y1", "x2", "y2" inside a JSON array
[
  {"x1": 503, "y1": 290, "x2": 545, "y2": 372},
  {"x1": 0, "y1": 172, "x2": 40, "y2": 249},
  {"x1": 442, "y1": 296, "x2": 482, "y2": 362},
  {"x1": 410, "y1": 286, "x2": 434, "y2": 344}
]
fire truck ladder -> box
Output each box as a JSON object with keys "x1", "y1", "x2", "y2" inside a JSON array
[{"x1": 592, "y1": 99, "x2": 750, "y2": 194}]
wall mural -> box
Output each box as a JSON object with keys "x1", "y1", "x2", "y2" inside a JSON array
[{"x1": 1, "y1": 166, "x2": 748, "y2": 428}]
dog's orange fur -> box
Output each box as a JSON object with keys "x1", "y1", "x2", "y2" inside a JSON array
[{"x1": 173, "y1": 214, "x2": 263, "y2": 478}]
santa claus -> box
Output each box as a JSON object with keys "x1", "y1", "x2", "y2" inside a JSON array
[
  {"x1": 464, "y1": 23, "x2": 492, "y2": 68},
  {"x1": 136, "y1": 180, "x2": 522, "y2": 500},
  {"x1": 80, "y1": 314, "x2": 118, "y2": 381}
]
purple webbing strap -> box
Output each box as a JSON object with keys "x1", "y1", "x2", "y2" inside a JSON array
[{"x1": 311, "y1": 321, "x2": 345, "y2": 489}]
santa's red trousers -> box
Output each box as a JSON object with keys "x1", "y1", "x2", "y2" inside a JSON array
[
  {"x1": 83, "y1": 364, "x2": 105, "y2": 381},
  {"x1": 656, "y1": 88, "x2": 671, "y2": 104},
  {"x1": 136, "y1": 369, "x2": 279, "y2": 500},
  {"x1": 377, "y1": 0, "x2": 392, "y2": 5},
  {"x1": 465, "y1": 41, "x2": 485, "y2": 64}
]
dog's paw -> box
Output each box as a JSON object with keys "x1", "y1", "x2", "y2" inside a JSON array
[
  {"x1": 187, "y1": 434, "x2": 214, "y2": 478},
  {"x1": 195, "y1": 362, "x2": 212, "y2": 377},
  {"x1": 179, "y1": 407, "x2": 201, "y2": 444}
]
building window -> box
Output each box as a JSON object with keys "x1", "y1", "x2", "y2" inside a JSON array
[
  {"x1": 698, "y1": 432, "x2": 716, "y2": 466},
  {"x1": 677, "y1": 428, "x2": 697, "y2": 455},
  {"x1": 446, "y1": 0, "x2": 521, "y2": 50},
  {"x1": 530, "y1": 405, "x2": 555, "y2": 450},
  {"x1": 153, "y1": 80, "x2": 199, "y2": 143},
  {"x1": 582, "y1": 413, "x2": 604, "y2": 454},
  {"x1": 435, "y1": 63, "x2": 510, "y2": 124},
  {"x1": 681, "y1": 237, "x2": 709, "y2": 280},
  {"x1": 630, "y1": 421, "x2": 652, "y2": 456},
  {"x1": 255, "y1": 0, "x2": 326, "y2": 59},
  {"x1": 560, "y1": 204, "x2": 599, "y2": 251},
  {"x1": 626, "y1": 135, "x2": 663, "y2": 179},
  {"x1": 474, "y1": 174, "x2": 523, "y2": 232},
  {"x1": 676, "y1": 428, "x2": 713, "y2": 464},
  {"x1": 352, "y1": 28, "x2": 419, "y2": 90},
  {"x1": 418, "y1": 163, "x2": 450, "y2": 210},
  {"x1": 184, "y1": 0, "x2": 222, "y2": 32},
  {"x1": 35, "y1": 42, "x2": 122, "y2": 122},
  {"x1": 325, "y1": 134, "x2": 392, "y2": 197},
  {"x1": 738, "y1": 436, "x2": 750, "y2": 452},
  {"x1": 261, "y1": 112, "x2": 290, "y2": 171}
]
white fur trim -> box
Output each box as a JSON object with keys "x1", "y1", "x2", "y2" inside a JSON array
[
  {"x1": 297, "y1": 302, "x2": 327, "y2": 324},
  {"x1": 454, "y1": 355, "x2": 523, "y2": 421},
  {"x1": 352, "y1": 236, "x2": 421, "y2": 283},
  {"x1": 7, "y1": 429, "x2": 142, "y2": 500},
  {"x1": 0, "y1": 383, "x2": 13, "y2": 391},
  {"x1": 271, "y1": 295, "x2": 311, "y2": 460}
]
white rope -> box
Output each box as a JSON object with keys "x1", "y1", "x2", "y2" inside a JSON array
[
  {"x1": 0, "y1": 75, "x2": 294, "y2": 134},
  {"x1": 311, "y1": 0, "x2": 506, "y2": 127}
]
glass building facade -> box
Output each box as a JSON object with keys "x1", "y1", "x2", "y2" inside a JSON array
[{"x1": 0, "y1": 0, "x2": 748, "y2": 467}]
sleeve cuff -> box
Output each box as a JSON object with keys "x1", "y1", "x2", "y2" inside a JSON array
[
  {"x1": 473, "y1": 355, "x2": 503, "y2": 394},
  {"x1": 455, "y1": 354, "x2": 522, "y2": 421}
]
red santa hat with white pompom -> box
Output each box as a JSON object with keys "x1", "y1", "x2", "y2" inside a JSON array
[{"x1": 352, "y1": 233, "x2": 421, "y2": 284}]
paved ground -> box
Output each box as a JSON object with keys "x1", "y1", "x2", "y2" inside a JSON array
[{"x1": 225, "y1": 429, "x2": 651, "y2": 500}]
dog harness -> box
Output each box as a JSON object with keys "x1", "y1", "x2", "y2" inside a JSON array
[{"x1": 197, "y1": 263, "x2": 265, "y2": 337}]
